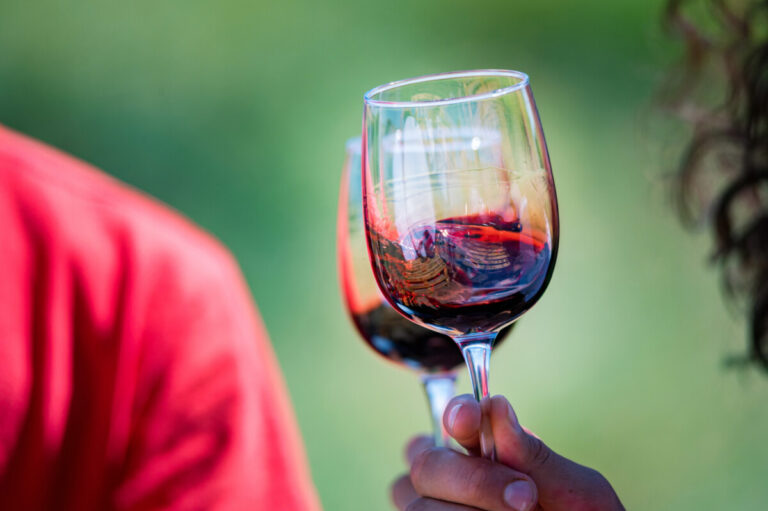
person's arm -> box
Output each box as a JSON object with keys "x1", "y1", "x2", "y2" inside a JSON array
[
  {"x1": 111, "y1": 248, "x2": 321, "y2": 511},
  {"x1": 392, "y1": 395, "x2": 623, "y2": 511}
]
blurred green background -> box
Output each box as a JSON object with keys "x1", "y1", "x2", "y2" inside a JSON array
[{"x1": 2, "y1": 0, "x2": 767, "y2": 509}]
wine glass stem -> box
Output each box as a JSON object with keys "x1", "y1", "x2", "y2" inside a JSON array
[
  {"x1": 457, "y1": 335, "x2": 496, "y2": 461},
  {"x1": 421, "y1": 372, "x2": 457, "y2": 447}
]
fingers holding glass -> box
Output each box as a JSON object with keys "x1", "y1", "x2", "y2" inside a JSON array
[{"x1": 409, "y1": 447, "x2": 538, "y2": 511}]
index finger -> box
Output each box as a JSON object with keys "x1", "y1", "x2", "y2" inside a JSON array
[
  {"x1": 406, "y1": 435, "x2": 434, "y2": 465},
  {"x1": 410, "y1": 447, "x2": 538, "y2": 511}
]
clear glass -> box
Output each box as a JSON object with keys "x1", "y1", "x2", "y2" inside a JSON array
[
  {"x1": 362, "y1": 70, "x2": 559, "y2": 459},
  {"x1": 338, "y1": 137, "x2": 459, "y2": 446},
  {"x1": 339, "y1": 137, "x2": 514, "y2": 445}
]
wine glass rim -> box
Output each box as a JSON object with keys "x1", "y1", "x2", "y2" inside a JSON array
[{"x1": 364, "y1": 69, "x2": 530, "y2": 108}]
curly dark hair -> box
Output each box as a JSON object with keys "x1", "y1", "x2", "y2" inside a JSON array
[{"x1": 663, "y1": 0, "x2": 768, "y2": 369}]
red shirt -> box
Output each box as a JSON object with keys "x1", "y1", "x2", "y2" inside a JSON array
[{"x1": 0, "y1": 125, "x2": 321, "y2": 511}]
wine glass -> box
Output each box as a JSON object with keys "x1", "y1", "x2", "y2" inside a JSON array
[
  {"x1": 338, "y1": 136, "x2": 513, "y2": 446},
  {"x1": 362, "y1": 70, "x2": 558, "y2": 459}
]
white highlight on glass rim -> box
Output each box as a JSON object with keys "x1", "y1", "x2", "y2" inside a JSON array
[
  {"x1": 363, "y1": 69, "x2": 530, "y2": 108},
  {"x1": 346, "y1": 128, "x2": 502, "y2": 155}
]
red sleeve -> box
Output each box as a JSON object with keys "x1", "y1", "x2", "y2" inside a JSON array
[
  {"x1": 111, "y1": 248, "x2": 321, "y2": 511},
  {"x1": 0, "y1": 124, "x2": 321, "y2": 511}
]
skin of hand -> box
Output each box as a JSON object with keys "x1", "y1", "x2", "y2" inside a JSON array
[{"x1": 391, "y1": 395, "x2": 625, "y2": 511}]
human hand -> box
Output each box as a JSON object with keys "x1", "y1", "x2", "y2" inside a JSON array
[
  {"x1": 391, "y1": 395, "x2": 624, "y2": 511},
  {"x1": 391, "y1": 433, "x2": 539, "y2": 511}
]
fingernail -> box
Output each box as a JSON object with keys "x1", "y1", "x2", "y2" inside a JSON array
[
  {"x1": 503, "y1": 480, "x2": 535, "y2": 511},
  {"x1": 446, "y1": 403, "x2": 463, "y2": 432}
]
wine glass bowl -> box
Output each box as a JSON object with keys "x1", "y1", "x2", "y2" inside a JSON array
[
  {"x1": 363, "y1": 70, "x2": 558, "y2": 336},
  {"x1": 338, "y1": 140, "x2": 466, "y2": 373}
]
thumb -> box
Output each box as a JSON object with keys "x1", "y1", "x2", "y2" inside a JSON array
[
  {"x1": 488, "y1": 396, "x2": 556, "y2": 477},
  {"x1": 489, "y1": 396, "x2": 623, "y2": 510}
]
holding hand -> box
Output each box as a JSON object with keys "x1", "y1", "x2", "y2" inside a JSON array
[{"x1": 391, "y1": 395, "x2": 624, "y2": 511}]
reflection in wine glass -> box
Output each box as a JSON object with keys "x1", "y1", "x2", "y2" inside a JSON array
[
  {"x1": 337, "y1": 137, "x2": 512, "y2": 445},
  {"x1": 362, "y1": 70, "x2": 559, "y2": 459}
]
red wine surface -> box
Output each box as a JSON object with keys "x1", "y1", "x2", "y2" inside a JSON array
[{"x1": 368, "y1": 213, "x2": 555, "y2": 334}]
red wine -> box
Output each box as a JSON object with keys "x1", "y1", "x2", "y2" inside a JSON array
[
  {"x1": 351, "y1": 302, "x2": 511, "y2": 372},
  {"x1": 368, "y1": 213, "x2": 555, "y2": 334}
]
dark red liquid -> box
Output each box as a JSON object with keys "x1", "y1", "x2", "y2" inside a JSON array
[
  {"x1": 352, "y1": 303, "x2": 511, "y2": 372},
  {"x1": 368, "y1": 213, "x2": 555, "y2": 334}
]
